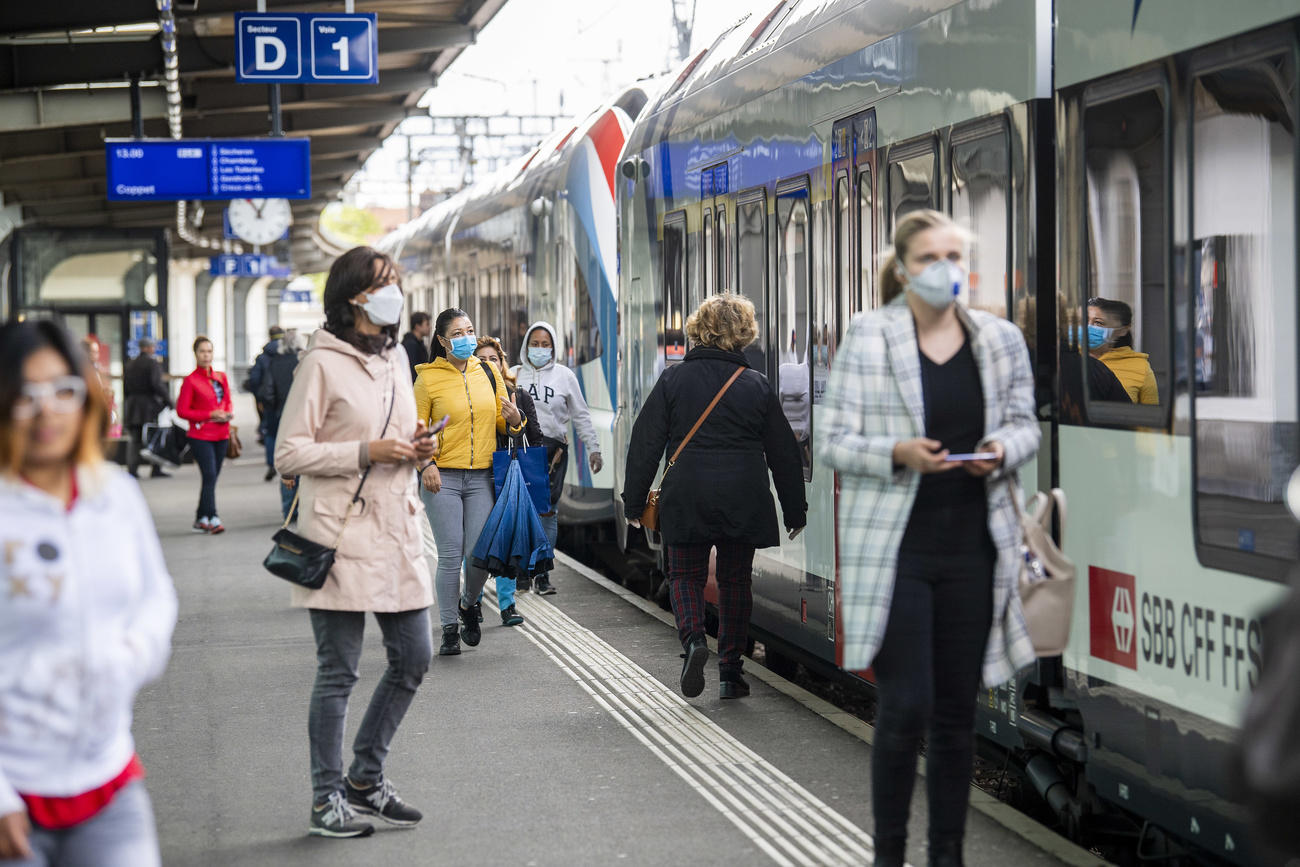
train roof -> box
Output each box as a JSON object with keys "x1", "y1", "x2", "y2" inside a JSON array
[{"x1": 631, "y1": 0, "x2": 972, "y2": 150}]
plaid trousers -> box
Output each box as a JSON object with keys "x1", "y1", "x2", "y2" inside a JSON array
[{"x1": 666, "y1": 541, "x2": 756, "y2": 669}]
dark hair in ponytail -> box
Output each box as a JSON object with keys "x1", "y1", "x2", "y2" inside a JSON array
[
  {"x1": 879, "y1": 209, "x2": 966, "y2": 304},
  {"x1": 430, "y1": 308, "x2": 469, "y2": 359},
  {"x1": 323, "y1": 246, "x2": 400, "y2": 355}
]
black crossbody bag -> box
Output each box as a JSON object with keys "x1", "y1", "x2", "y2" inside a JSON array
[{"x1": 264, "y1": 381, "x2": 396, "y2": 589}]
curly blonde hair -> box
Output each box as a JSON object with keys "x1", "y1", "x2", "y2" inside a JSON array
[
  {"x1": 685, "y1": 293, "x2": 758, "y2": 353},
  {"x1": 474, "y1": 335, "x2": 515, "y2": 386}
]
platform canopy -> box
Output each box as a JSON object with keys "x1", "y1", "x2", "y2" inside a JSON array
[{"x1": 0, "y1": 0, "x2": 509, "y2": 272}]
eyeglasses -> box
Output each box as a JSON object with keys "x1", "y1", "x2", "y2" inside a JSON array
[{"x1": 13, "y1": 377, "x2": 87, "y2": 420}]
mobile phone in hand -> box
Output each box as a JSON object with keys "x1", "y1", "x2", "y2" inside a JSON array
[
  {"x1": 414, "y1": 415, "x2": 450, "y2": 441},
  {"x1": 943, "y1": 452, "x2": 998, "y2": 462}
]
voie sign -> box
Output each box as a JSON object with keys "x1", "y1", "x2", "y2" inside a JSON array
[{"x1": 235, "y1": 12, "x2": 378, "y2": 84}]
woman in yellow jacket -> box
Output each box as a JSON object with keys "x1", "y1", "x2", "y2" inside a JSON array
[
  {"x1": 415, "y1": 308, "x2": 524, "y2": 656},
  {"x1": 1087, "y1": 297, "x2": 1159, "y2": 404}
]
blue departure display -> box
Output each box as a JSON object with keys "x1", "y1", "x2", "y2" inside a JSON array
[{"x1": 105, "y1": 138, "x2": 312, "y2": 201}]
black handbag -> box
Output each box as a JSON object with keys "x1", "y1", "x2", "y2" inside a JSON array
[{"x1": 263, "y1": 381, "x2": 395, "y2": 590}]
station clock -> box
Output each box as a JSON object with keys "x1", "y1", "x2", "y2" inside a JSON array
[{"x1": 227, "y1": 198, "x2": 292, "y2": 245}]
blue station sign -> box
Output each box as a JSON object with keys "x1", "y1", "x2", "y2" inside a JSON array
[
  {"x1": 209, "y1": 254, "x2": 292, "y2": 278},
  {"x1": 235, "y1": 12, "x2": 378, "y2": 84},
  {"x1": 105, "y1": 138, "x2": 311, "y2": 201}
]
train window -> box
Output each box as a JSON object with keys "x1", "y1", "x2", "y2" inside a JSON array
[
  {"x1": 1190, "y1": 51, "x2": 1299, "y2": 578},
  {"x1": 702, "y1": 208, "x2": 714, "y2": 296},
  {"x1": 716, "y1": 204, "x2": 730, "y2": 292},
  {"x1": 1080, "y1": 86, "x2": 1169, "y2": 422},
  {"x1": 736, "y1": 190, "x2": 768, "y2": 372},
  {"x1": 950, "y1": 126, "x2": 1010, "y2": 319},
  {"x1": 887, "y1": 142, "x2": 937, "y2": 236},
  {"x1": 662, "y1": 211, "x2": 687, "y2": 363},
  {"x1": 775, "y1": 180, "x2": 813, "y2": 479},
  {"x1": 858, "y1": 167, "x2": 876, "y2": 310},
  {"x1": 571, "y1": 257, "x2": 601, "y2": 367}
]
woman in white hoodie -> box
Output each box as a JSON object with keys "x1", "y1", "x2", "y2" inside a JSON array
[
  {"x1": 511, "y1": 322, "x2": 602, "y2": 594},
  {"x1": 0, "y1": 320, "x2": 177, "y2": 866}
]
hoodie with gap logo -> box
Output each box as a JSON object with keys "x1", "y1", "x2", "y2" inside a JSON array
[{"x1": 510, "y1": 321, "x2": 600, "y2": 454}]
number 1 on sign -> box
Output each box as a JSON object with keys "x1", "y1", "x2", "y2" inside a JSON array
[{"x1": 332, "y1": 36, "x2": 348, "y2": 72}]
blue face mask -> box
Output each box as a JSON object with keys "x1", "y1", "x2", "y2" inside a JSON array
[
  {"x1": 528, "y1": 346, "x2": 553, "y2": 368},
  {"x1": 1072, "y1": 324, "x2": 1115, "y2": 349},
  {"x1": 447, "y1": 334, "x2": 477, "y2": 360}
]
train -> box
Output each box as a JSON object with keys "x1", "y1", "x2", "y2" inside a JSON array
[{"x1": 381, "y1": 1, "x2": 1300, "y2": 863}]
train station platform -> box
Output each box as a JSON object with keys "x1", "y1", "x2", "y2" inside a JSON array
[{"x1": 133, "y1": 457, "x2": 1106, "y2": 867}]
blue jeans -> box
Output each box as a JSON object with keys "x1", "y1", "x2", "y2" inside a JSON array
[
  {"x1": 422, "y1": 468, "x2": 496, "y2": 627},
  {"x1": 187, "y1": 437, "x2": 226, "y2": 521},
  {"x1": 18, "y1": 781, "x2": 160, "y2": 867},
  {"x1": 308, "y1": 608, "x2": 432, "y2": 804},
  {"x1": 538, "y1": 511, "x2": 558, "y2": 576},
  {"x1": 494, "y1": 577, "x2": 516, "y2": 610}
]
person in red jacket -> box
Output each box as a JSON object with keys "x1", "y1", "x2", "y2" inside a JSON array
[{"x1": 176, "y1": 336, "x2": 233, "y2": 534}]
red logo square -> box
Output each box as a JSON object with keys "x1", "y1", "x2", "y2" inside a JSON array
[{"x1": 1089, "y1": 566, "x2": 1138, "y2": 670}]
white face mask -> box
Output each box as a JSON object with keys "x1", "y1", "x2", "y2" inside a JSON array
[
  {"x1": 901, "y1": 261, "x2": 965, "y2": 309},
  {"x1": 356, "y1": 283, "x2": 404, "y2": 327}
]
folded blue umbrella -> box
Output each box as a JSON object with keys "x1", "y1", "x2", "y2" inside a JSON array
[{"x1": 472, "y1": 456, "x2": 554, "y2": 580}]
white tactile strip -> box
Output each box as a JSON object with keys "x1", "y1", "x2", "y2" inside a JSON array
[{"x1": 491, "y1": 583, "x2": 896, "y2": 867}]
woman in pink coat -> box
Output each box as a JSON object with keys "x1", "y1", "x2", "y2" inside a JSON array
[{"x1": 274, "y1": 247, "x2": 437, "y2": 840}]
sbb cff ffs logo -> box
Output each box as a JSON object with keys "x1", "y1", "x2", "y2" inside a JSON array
[
  {"x1": 1090, "y1": 567, "x2": 1137, "y2": 669},
  {"x1": 1088, "y1": 566, "x2": 1263, "y2": 691}
]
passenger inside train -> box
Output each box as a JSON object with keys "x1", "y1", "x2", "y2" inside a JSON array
[{"x1": 1087, "y1": 297, "x2": 1159, "y2": 404}]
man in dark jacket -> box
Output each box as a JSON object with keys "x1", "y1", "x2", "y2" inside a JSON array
[
  {"x1": 247, "y1": 325, "x2": 284, "y2": 475},
  {"x1": 401, "y1": 312, "x2": 432, "y2": 382},
  {"x1": 123, "y1": 337, "x2": 172, "y2": 478}
]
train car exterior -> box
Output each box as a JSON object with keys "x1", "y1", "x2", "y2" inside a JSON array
[
  {"x1": 615, "y1": 0, "x2": 1300, "y2": 863},
  {"x1": 380, "y1": 88, "x2": 647, "y2": 525}
]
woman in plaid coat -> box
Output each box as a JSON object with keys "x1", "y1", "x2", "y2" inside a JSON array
[{"x1": 820, "y1": 210, "x2": 1038, "y2": 867}]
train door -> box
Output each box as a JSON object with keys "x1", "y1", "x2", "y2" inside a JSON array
[
  {"x1": 698, "y1": 161, "x2": 732, "y2": 303},
  {"x1": 824, "y1": 111, "x2": 877, "y2": 661}
]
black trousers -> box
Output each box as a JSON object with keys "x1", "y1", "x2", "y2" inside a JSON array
[
  {"x1": 871, "y1": 535, "x2": 995, "y2": 849},
  {"x1": 188, "y1": 437, "x2": 227, "y2": 520}
]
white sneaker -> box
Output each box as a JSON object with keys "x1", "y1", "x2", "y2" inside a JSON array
[
  {"x1": 207, "y1": 516, "x2": 225, "y2": 535},
  {"x1": 192, "y1": 518, "x2": 211, "y2": 533}
]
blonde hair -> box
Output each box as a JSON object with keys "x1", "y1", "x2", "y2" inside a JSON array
[
  {"x1": 685, "y1": 293, "x2": 757, "y2": 353},
  {"x1": 879, "y1": 209, "x2": 968, "y2": 304},
  {"x1": 475, "y1": 336, "x2": 515, "y2": 387}
]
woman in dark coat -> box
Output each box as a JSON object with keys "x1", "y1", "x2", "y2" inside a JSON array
[{"x1": 623, "y1": 293, "x2": 807, "y2": 700}]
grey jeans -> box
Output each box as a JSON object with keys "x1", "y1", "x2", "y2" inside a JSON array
[
  {"x1": 308, "y1": 607, "x2": 433, "y2": 804},
  {"x1": 421, "y1": 468, "x2": 495, "y2": 627},
  {"x1": 18, "y1": 781, "x2": 159, "y2": 867}
]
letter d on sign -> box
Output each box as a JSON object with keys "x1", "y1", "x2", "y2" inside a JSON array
[{"x1": 255, "y1": 36, "x2": 286, "y2": 71}]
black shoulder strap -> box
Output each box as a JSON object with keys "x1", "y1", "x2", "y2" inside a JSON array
[{"x1": 479, "y1": 358, "x2": 498, "y2": 393}]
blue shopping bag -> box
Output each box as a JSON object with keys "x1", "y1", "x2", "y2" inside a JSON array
[{"x1": 492, "y1": 443, "x2": 550, "y2": 517}]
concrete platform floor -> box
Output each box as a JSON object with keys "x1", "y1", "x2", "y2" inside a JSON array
[{"x1": 131, "y1": 458, "x2": 1105, "y2": 866}]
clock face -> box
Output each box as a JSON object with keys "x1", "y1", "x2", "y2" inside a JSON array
[{"x1": 228, "y1": 198, "x2": 292, "y2": 245}]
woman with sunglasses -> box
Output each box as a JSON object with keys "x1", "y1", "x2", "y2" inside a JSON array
[{"x1": 0, "y1": 319, "x2": 177, "y2": 866}]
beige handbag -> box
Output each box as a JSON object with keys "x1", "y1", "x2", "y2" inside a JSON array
[{"x1": 1012, "y1": 486, "x2": 1075, "y2": 657}]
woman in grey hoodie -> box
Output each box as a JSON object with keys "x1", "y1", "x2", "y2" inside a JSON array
[{"x1": 510, "y1": 321, "x2": 603, "y2": 594}]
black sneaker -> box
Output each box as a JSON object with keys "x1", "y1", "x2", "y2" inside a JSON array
[
  {"x1": 719, "y1": 670, "x2": 750, "y2": 700},
  {"x1": 534, "y1": 575, "x2": 557, "y2": 595},
  {"x1": 474, "y1": 599, "x2": 483, "y2": 623},
  {"x1": 309, "y1": 791, "x2": 375, "y2": 838},
  {"x1": 345, "y1": 776, "x2": 422, "y2": 827},
  {"x1": 264, "y1": 466, "x2": 277, "y2": 482},
  {"x1": 438, "y1": 624, "x2": 461, "y2": 656},
  {"x1": 459, "y1": 603, "x2": 481, "y2": 647},
  {"x1": 679, "y1": 638, "x2": 709, "y2": 698},
  {"x1": 517, "y1": 575, "x2": 533, "y2": 593},
  {"x1": 501, "y1": 605, "x2": 524, "y2": 627}
]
